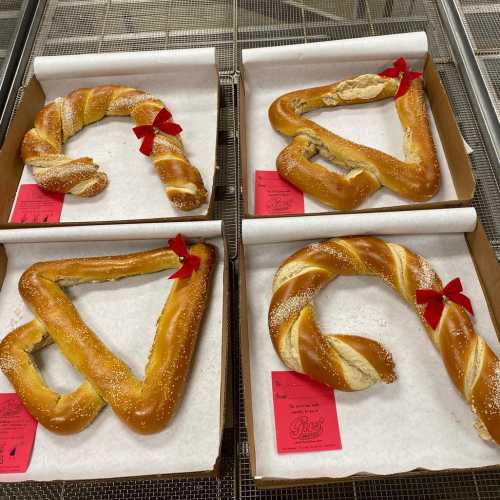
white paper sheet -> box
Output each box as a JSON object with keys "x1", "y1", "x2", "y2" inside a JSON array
[
  {"x1": 0, "y1": 224, "x2": 224, "y2": 481},
  {"x1": 0, "y1": 220, "x2": 222, "y2": 244},
  {"x1": 242, "y1": 207, "x2": 477, "y2": 244},
  {"x1": 243, "y1": 218, "x2": 500, "y2": 479},
  {"x1": 11, "y1": 48, "x2": 218, "y2": 222},
  {"x1": 242, "y1": 32, "x2": 459, "y2": 215}
]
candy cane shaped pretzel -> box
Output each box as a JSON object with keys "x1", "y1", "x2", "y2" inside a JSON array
[
  {"x1": 21, "y1": 85, "x2": 208, "y2": 210},
  {"x1": 268, "y1": 74, "x2": 440, "y2": 210},
  {"x1": 269, "y1": 237, "x2": 500, "y2": 444}
]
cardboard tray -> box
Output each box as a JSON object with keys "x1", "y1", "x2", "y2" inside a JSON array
[
  {"x1": 0, "y1": 230, "x2": 229, "y2": 481},
  {"x1": 240, "y1": 54, "x2": 475, "y2": 218},
  {"x1": 238, "y1": 222, "x2": 500, "y2": 488},
  {"x1": 0, "y1": 69, "x2": 219, "y2": 228}
]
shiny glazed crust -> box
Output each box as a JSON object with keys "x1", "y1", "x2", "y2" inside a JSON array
[
  {"x1": 0, "y1": 243, "x2": 215, "y2": 434},
  {"x1": 268, "y1": 74, "x2": 440, "y2": 210},
  {"x1": 21, "y1": 85, "x2": 208, "y2": 210},
  {"x1": 269, "y1": 236, "x2": 500, "y2": 444}
]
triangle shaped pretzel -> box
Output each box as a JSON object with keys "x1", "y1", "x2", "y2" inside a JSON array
[
  {"x1": 269, "y1": 73, "x2": 440, "y2": 210},
  {"x1": 0, "y1": 244, "x2": 215, "y2": 434}
]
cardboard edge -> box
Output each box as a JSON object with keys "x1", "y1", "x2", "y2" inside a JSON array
[
  {"x1": 217, "y1": 231, "x2": 231, "y2": 452},
  {"x1": 0, "y1": 77, "x2": 45, "y2": 224},
  {"x1": 240, "y1": 224, "x2": 500, "y2": 488},
  {"x1": 239, "y1": 69, "x2": 250, "y2": 218},
  {"x1": 0, "y1": 233, "x2": 228, "y2": 481},
  {"x1": 253, "y1": 464, "x2": 500, "y2": 489},
  {"x1": 424, "y1": 56, "x2": 476, "y2": 202},
  {"x1": 466, "y1": 223, "x2": 500, "y2": 340},
  {"x1": 240, "y1": 54, "x2": 475, "y2": 218},
  {"x1": 238, "y1": 241, "x2": 258, "y2": 478}
]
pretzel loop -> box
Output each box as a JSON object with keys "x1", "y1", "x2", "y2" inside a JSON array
[
  {"x1": 21, "y1": 85, "x2": 208, "y2": 211},
  {"x1": 0, "y1": 244, "x2": 215, "y2": 434},
  {"x1": 268, "y1": 74, "x2": 440, "y2": 210},
  {"x1": 269, "y1": 237, "x2": 500, "y2": 444}
]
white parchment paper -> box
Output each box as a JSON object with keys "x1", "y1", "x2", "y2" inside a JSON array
[
  {"x1": 242, "y1": 32, "x2": 459, "y2": 215},
  {"x1": 11, "y1": 48, "x2": 218, "y2": 222},
  {"x1": 0, "y1": 224, "x2": 224, "y2": 481},
  {"x1": 0, "y1": 220, "x2": 222, "y2": 244},
  {"x1": 242, "y1": 208, "x2": 477, "y2": 245},
  {"x1": 243, "y1": 217, "x2": 500, "y2": 479}
]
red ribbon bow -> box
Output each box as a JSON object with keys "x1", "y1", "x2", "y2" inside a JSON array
[
  {"x1": 378, "y1": 57, "x2": 422, "y2": 99},
  {"x1": 133, "y1": 108, "x2": 182, "y2": 156},
  {"x1": 416, "y1": 277, "x2": 474, "y2": 330},
  {"x1": 167, "y1": 233, "x2": 200, "y2": 280}
]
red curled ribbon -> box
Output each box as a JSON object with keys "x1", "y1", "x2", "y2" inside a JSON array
[
  {"x1": 133, "y1": 107, "x2": 182, "y2": 156},
  {"x1": 167, "y1": 233, "x2": 201, "y2": 280},
  {"x1": 378, "y1": 57, "x2": 422, "y2": 99},
  {"x1": 416, "y1": 277, "x2": 474, "y2": 330}
]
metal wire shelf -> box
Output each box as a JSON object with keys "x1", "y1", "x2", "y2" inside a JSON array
[{"x1": 0, "y1": 1, "x2": 499, "y2": 499}]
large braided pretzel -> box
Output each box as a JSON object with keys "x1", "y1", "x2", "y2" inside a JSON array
[
  {"x1": 21, "y1": 85, "x2": 208, "y2": 211},
  {"x1": 269, "y1": 237, "x2": 500, "y2": 444},
  {"x1": 0, "y1": 243, "x2": 215, "y2": 434},
  {"x1": 268, "y1": 74, "x2": 440, "y2": 210}
]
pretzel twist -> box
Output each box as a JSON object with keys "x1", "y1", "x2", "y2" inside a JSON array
[
  {"x1": 21, "y1": 85, "x2": 208, "y2": 210},
  {"x1": 0, "y1": 243, "x2": 215, "y2": 434},
  {"x1": 268, "y1": 75, "x2": 440, "y2": 210},
  {"x1": 269, "y1": 237, "x2": 500, "y2": 444}
]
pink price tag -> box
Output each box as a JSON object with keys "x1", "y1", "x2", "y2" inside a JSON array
[
  {"x1": 10, "y1": 184, "x2": 64, "y2": 224},
  {"x1": 0, "y1": 394, "x2": 37, "y2": 473},
  {"x1": 255, "y1": 171, "x2": 304, "y2": 215},
  {"x1": 272, "y1": 371, "x2": 342, "y2": 454}
]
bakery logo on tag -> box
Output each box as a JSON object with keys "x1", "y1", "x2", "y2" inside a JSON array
[
  {"x1": 272, "y1": 371, "x2": 342, "y2": 454},
  {"x1": 289, "y1": 415, "x2": 325, "y2": 441}
]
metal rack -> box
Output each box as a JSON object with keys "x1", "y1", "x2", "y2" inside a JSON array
[{"x1": 0, "y1": 1, "x2": 499, "y2": 499}]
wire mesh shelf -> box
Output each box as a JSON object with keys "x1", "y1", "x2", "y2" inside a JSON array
[{"x1": 1, "y1": 1, "x2": 500, "y2": 499}]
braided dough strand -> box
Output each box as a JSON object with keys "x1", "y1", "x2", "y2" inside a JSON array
[
  {"x1": 0, "y1": 243, "x2": 215, "y2": 434},
  {"x1": 21, "y1": 85, "x2": 208, "y2": 210},
  {"x1": 269, "y1": 74, "x2": 440, "y2": 210},
  {"x1": 269, "y1": 237, "x2": 500, "y2": 444}
]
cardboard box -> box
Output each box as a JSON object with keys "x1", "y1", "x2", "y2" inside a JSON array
[
  {"x1": 240, "y1": 38, "x2": 475, "y2": 218},
  {"x1": 239, "y1": 217, "x2": 499, "y2": 487},
  {"x1": 0, "y1": 226, "x2": 229, "y2": 481},
  {"x1": 0, "y1": 49, "x2": 219, "y2": 228}
]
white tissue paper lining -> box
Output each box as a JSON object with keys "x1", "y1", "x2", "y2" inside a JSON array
[
  {"x1": 243, "y1": 209, "x2": 500, "y2": 480},
  {"x1": 242, "y1": 32, "x2": 459, "y2": 215},
  {"x1": 0, "y1": 222, "x2": 224, "y2": 481},
  {"x1": 11, "y1": 48, "x2": 218, "y2": 222}
]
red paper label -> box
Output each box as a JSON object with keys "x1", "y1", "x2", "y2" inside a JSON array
[
  {"x1": 0, "y1": 394, "x2": 37, "y2": 473},
  {"x1": 272, "y1": 371, "x2": 342, "y2": 454},
  {"x1": 255, "y1": 171, "x2": 304, "y2": 215},
  {"x1": 10, "y1": 184, "x2": 64, "y2": 224}
]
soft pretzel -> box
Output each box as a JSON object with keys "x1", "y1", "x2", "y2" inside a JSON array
[
  {"x1": 268, "y1": 74, "x2": 440, "y2": 210},
  {"x1": 21, "y1": 85, "x2": 208, "y2": 210},
  {"x1": 269, "y1": 237, "x2": 500, "y2": 444},
  {"x1": 0, "y1": 243, "x2": 215, "y2": 434}
]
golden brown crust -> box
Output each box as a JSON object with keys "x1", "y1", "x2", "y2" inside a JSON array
[
  {"x1": 268, "y1": 74, "x2": 440, "y2": 210},
  {"x1": 269, "y1": 236, "x2": 500, "y2": 444},
  {"x1": 21, "y1": 85, "x2": 208, "y2": 210},
  {"x1": 0, "y1": 243, "x2": 216, "y2": 434}
]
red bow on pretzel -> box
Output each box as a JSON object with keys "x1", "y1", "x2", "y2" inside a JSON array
[
  {"x1": 167, "y1": 233, "x2": 200, "y2": 280},
  {"x1": 133, "y1": 107, "x2": 182, "y2": 156},
  {"x1": 416, "y1": 277, "x2": 474, "y2": 330},
  {"x1": 378, "y1": 57, "x2": 422, "y2": 99}
]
